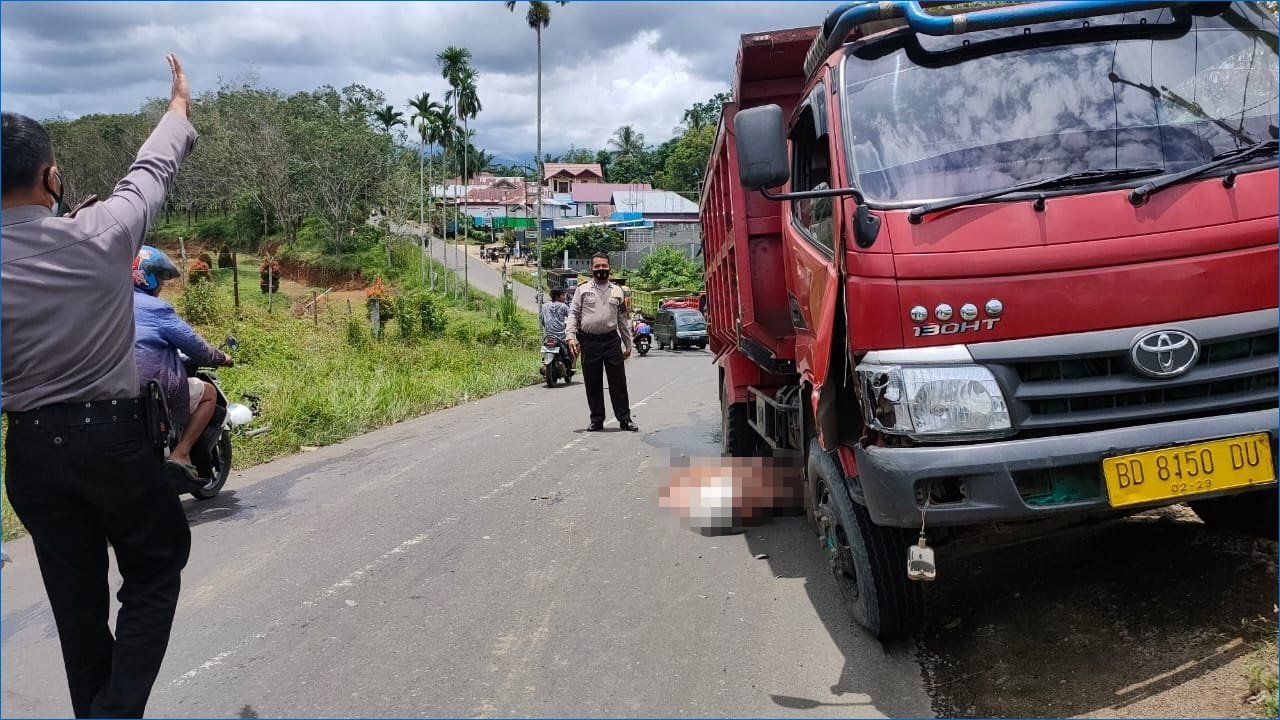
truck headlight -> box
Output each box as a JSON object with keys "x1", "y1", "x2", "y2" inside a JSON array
[{"x1": 855, "y1": 363, "x2": 1011, "y2": 439}]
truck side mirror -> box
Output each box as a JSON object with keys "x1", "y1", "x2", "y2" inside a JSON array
[{"x1": 734, "y1": 105, "x2": 790, "y2": 190}]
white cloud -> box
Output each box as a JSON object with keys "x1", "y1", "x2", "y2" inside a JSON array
[{"x1": 1, "y1": 1, "x2": 829, "y2": 157}]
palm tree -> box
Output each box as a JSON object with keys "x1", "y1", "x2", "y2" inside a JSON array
[
  {"x1": 608, "y1": 125, "x2": 646, "y2": 159},
  {"x1": 408, "y1": 93, "x2": 441, "y2": 285},
  {"x1": 432, "y1": 105, "x2": 459, "y2": 261},
  {"x1": 506, "y1": 0, "x2": 567, "y2": 290},
  {"x1": 374, "y1": 104, "x2": 406, "y2": 134},
  {"x1": 437, "y1": 47, "x2": 472, "y2": 251},
  {"x1": 408, "y1": 93, "x2": 442, "y2": 229},
  {"x1": 453, "y1": 66, "x2": 482, "y2": 186}
]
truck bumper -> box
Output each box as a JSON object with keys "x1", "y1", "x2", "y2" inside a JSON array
[{"x1": 854, "y1": 409, "x2": 1278, "y2": 528}]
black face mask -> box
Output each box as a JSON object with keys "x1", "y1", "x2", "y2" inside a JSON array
[
  {"x1": 593, "y1": 269, "x2": 610, "y2": 282},
  {"x1": 44, "y1": 167, "x2": 64, "y2": 215}
]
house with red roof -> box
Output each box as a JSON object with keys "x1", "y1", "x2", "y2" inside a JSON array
[{"x1": 544, "y1": 163, "x2": 605, "y2": 194}]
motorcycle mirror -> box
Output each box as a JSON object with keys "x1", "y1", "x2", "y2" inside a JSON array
[{"x1": 225, "y1": 336, "x2": 239, "y2": 351}]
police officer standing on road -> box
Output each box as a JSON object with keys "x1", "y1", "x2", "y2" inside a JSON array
[
  {"x1": 566, "y1": 252, "x2": 638, "y2": 432},
  {"x1": 1, "y1": 54, "x2": 199, "y2": 719}
]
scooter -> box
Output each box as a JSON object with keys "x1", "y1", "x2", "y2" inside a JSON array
[
  {"x1": 165, "y1": 337, "x2": 264, "y2": 500},
  {"x1": 634, "y1": 326, "x2": 652, "y2": 357},
  {"x1": 541, "y1": 335, "x2": 575, "y2": 388}
]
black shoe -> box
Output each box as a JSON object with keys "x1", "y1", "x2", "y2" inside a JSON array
[
  {"x1": 587, "y1": 422, "x2": 604, "y2": 432},
  {"x1": 619, "y1": 421, "x2": 639, "y2": 432}
]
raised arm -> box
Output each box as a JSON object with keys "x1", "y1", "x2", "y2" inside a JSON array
[{"x1": 101, "y1": 54, "x2": 198, "y2": 254}]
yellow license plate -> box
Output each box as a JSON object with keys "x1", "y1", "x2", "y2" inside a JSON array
[{"x1": 1103, "y1": 433, "x2": 1276, "y2": 508}]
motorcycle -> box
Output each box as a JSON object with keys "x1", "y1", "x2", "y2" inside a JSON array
[
  {"x1": 164, "y1": 336, "x2": 263, "y2": 500},
  {"x1": 634, "y1": 326, "x2": 652, "y2": 357},
  {"x1": 541, "y1": 335, "x2": 575, "y2": 388}
]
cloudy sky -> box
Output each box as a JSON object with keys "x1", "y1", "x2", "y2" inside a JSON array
[{"x1": 1, "y1": 1, "x2": 829, "y2": 161}]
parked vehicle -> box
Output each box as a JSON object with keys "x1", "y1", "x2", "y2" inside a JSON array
[
  {"x1": 164, "y1": 337, "x2": 262, "y2": 500},
  {"x1": 546, "y1": 268, "x2": 580, "y2": 303},
  {"x1": 704, "y1": 2, "x2": 1279, "y2": 639},
  {"x1": 655, "y1": 309, "x2": 708, "y2": 351},
  {"x1": 541, "y1": 335, "x2": 575, "y2": 387},
  {"x1": 632, "y1": 289, "x2": 693, "y2": 319}
]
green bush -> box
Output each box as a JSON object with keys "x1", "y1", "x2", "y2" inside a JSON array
[
  {"x1": 345, "y1": 315, "x2": 368, "y2": 347},
  {"x1": 196, "y1": 216, "x2": 235, "y2": 244},
  {"x1": 349, "y1": 223, "x2": 385, "y2": 253},
  {"x1": 295, "y1": 216, "x2": 330, "y2": 249},
  {"x1": 179, "y1": 278, "x2": 224, "y2": 325},
  {"x1": 410, "y1": 292, "x2": 447, "y2": 338}
]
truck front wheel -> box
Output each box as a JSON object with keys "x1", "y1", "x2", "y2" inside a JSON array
[
  {"x1": 1189, "y1": 488, "x2": 1278, "y2": 539},
  {"x1": 808, "y1": 440, "x2": 923, "y2": 640}
]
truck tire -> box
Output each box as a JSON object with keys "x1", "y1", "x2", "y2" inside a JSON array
[
  {"x1": 720, "y1": 379, "x2": 759, "y2": 457},
  {"x1": 1189, "y1": 488, "x2": 1278, "y2": 539},
  {"x1": 808, "y1": 439, "x2": 923, "y2": 640}
]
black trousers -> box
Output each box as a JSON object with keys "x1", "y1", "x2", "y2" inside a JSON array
[
  {"x1": 579, "y1": 332, "x2": 632, "y2": 425},
  {"x1": 5, "y1": 416, "x2": 191, "y2": 718}
]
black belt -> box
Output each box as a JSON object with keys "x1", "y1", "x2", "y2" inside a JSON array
[
  {"x1": 578, "y1": 331, "x2": 619, "y2": 340},
  {"x1": 7, "y1": 397, "x2": 144, "y2": 429}
]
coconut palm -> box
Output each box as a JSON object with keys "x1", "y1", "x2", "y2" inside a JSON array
[
  {"x1": 608, "y1": 125, "x2": 646, "y2": 159},
  {"x1": 506, "y1": 0, "x2": 567, "y2": 287}
]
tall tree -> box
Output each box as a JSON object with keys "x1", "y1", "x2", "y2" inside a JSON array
[
  {"x1": 608, "y1": 125, "x2": 646, "y2": 159},
  {"x1": 408, "y1": 92, "x2": 442, "y2": 229},
  {"x1": 373, "y1": 104, "x2": 406, "y2": 134},
  {"x1": 438, "y1": 46, "x2": 473, "y2": 247},
  {"x1": 453, "y1": 66, "x2": 482, "y2": 184},
  {"x1": 432, "y1": 104, "x2": 459, "y2": 258},
  {"x1": 506, "y1": 0, "x2": 567, "y2": 298}
]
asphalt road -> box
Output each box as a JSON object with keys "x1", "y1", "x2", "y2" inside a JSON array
[
  {"x1": 0, "y1": 350, "x2": 931, "y2": 718},
  {"x1": 388, "y1": 221, "x2": 543, "y2": 315}
]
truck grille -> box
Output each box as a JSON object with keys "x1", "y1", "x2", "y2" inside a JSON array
[{"x1": 996, "y1": 329, "x2": 1278, "y2": 437}]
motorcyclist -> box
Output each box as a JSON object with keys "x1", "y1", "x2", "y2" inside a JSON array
[
  {"x1": 540, "y1": 288, "x2": 574, "y2": 366},
  {"x1": 131, "y1": 246, "x2": 232, "y2": 479},
  {"x1": 633, "y1": 318, "x2": 652, "y2": 338}
]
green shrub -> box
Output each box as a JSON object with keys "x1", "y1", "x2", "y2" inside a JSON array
[
  {"x1": 411, "y1": 292, "x2": 447, "y2": 337},
  {"x1": 349, "y1": 223, "x2": 385, "y2": 253},
  {"x1": 394, "y1": 297, "x2": 418, "y2": 342},
  {"x1": 196, "y1": 216, "x2": 235, "y2": 244},
  {"x1": 179, "y1": 278, "x2": 223, "y2": 324},
  {"x1": 345, "y1": 315, "x2": 368, "y2": 347}
]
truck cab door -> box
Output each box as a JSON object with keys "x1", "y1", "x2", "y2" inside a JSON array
[{"x1": 785, "y1": 79, "x2": 845, "y2": 438}]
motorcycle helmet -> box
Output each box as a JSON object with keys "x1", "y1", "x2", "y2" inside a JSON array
[{"x1": 132, "y1": 245, "x2": 182, "y2": 295}]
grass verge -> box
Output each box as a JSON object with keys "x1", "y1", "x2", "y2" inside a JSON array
[
  {"x1": 2, "y1": 233, "x2": 538, "y2": 541},
  {"x1": 511, "y1": 269, "x2": 547, "y2": 291}
]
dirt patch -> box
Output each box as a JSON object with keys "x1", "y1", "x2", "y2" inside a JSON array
[
  {"x1": 275, "y1": 257, "x2": 365, "y2": 291},
  {"x1": 919, "y1": 506, "x2": 1278, "y2": 718}
]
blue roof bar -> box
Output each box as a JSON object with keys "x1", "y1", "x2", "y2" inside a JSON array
[
  {"x1": 808, "y1": 1, "x2": 1187, "y2": 78},
  {"x1": 900, "y1": 1, "x2": 1182, "y2": 35}
]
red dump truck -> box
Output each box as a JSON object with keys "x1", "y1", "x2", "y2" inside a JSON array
[{"x1": 702, "y1": 1, "x2": 1279, "y2": 638}]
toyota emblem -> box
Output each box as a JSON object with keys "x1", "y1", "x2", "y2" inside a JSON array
[{"x1": 1130, "y1": 329, "x2": 1200, "y2": 378}]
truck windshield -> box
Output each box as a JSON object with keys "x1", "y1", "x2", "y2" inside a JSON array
[{"x1": 841, "y1": 5, "x2": 1279, "y2": 204}]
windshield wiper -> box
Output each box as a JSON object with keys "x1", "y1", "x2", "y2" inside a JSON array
[
  {"x1": 1129, "y1": 139, "x2": 1279, "y2": 205},
  {"x1": 907, "y1": 167, "x2": 1164, "y2": 224}
]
